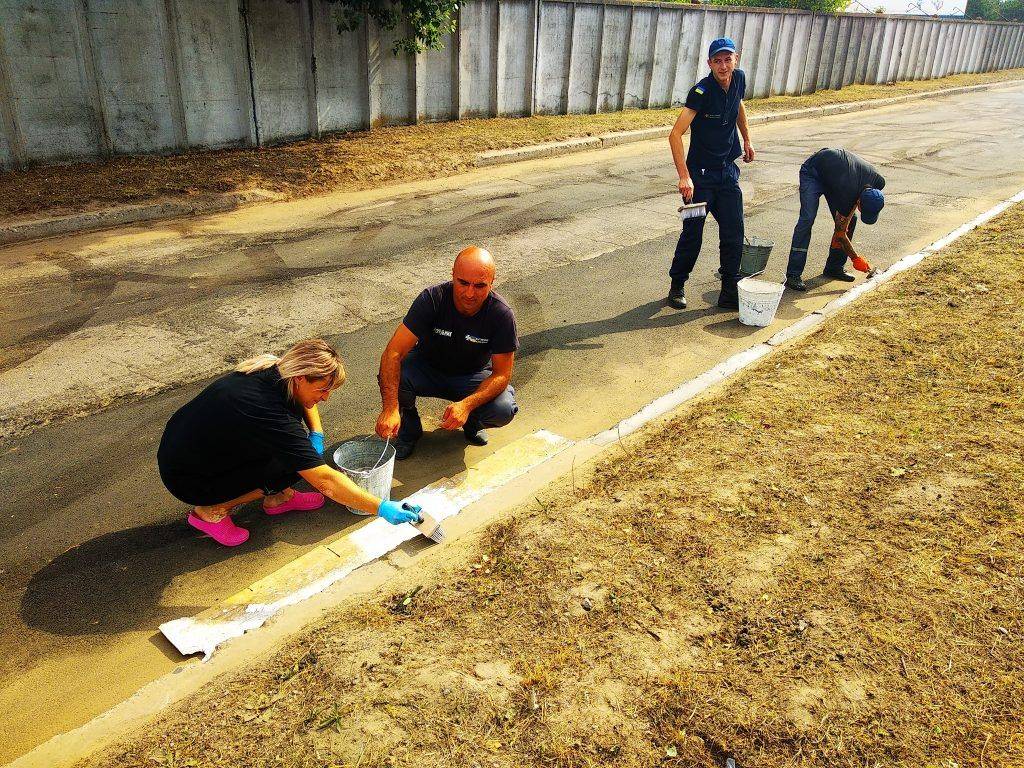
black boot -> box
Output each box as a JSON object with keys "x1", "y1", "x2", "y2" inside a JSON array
[
  {"x1": 717, "y1": 285, "x2": 739, "y2": 310},
  {"x1": 823, "y1": 268, "x2": 856, "y2": 282},
  {"x1": 394, "y1": 407, "x2": 423, "y2": 460},
  {"x1": 785, "y1": 276, "x2": 807, "y2": 291},
  {"x1": 463, "y1": 425, "x2": 488, "y2": 446},
  {"x1": 667, "y1": 279, "x2": 687, "y2": 309}
]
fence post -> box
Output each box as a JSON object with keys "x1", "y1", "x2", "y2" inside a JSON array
[
  {"x1": 0, "y1": 20, "x2": 25, "y2": 168},
  {"x1": 159, "y1": 0, "x2": 188, "y2": 148},
  {"x1": 302, "y1": 0, "x2": 320, "y2": 136},
  {"x1": 73, "y1": 0, "x2": 112, "y2": 156}
]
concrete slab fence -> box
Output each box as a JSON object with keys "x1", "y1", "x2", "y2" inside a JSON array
[{"x1": 0, "y1": 0, "x2": 1022, "y2": 169}]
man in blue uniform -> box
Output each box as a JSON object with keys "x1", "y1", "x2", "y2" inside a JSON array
[
  {"x1": 667, "y1": 37, "x2": 755, "y2": 311},
  {"x1": 784, "y1": 147, "x2": 886, "y2": 291}
]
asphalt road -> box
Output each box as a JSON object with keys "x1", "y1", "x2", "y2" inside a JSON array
[{"x1": 2, "y1": 84, "x2": 1023, "y2": 764}]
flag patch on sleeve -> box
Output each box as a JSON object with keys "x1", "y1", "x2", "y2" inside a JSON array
[{"x1": 694, "y1": 86, "x2": 705, "y2": 95}]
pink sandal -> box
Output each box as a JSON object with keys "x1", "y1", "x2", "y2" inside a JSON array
[
  {"x1": 188, "y1": 513, "x2": 250, "y2": 546},
  {"x1": 263, "y1": 490, "x2": 325, "y2": 516}
]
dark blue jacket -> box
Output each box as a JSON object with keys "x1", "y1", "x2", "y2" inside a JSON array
[{"x1": 684, "y1": 69, "x2": 746, "y2": 173}]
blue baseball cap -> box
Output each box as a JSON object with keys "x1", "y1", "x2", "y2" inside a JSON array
[
  {"x1": 708, "y1": 38, "x2": 737, "y2": 58},
  {"x1": 860, "y1": 188, "x2": 884, "y2": 224}
]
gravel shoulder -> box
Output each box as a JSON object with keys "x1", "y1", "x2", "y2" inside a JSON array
[
  {"x1": 78, "y1": 203, "x2": 1024, "y2": 767},
  {"x1": 2, "y1": 68, "x2": 1023, "y2": 222}
]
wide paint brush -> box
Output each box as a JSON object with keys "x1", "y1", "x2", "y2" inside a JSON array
[
  {"x1": 402, "y1": 503, "x2": 446, "y2": 544},
  {"x1": 678, "y1": 201, "x2": 708, "y2": 221}
]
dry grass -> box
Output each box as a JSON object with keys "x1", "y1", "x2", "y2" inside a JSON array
[
  {"x1": 80, "y1": 206, "x2": 1024, "y2": 766},
  {"x1": 3, "y1": 68, "x2": 1023, "y2": 221}
]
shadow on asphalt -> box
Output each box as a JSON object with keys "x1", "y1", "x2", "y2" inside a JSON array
[
  {"x1": 517, "y1": 299, "x2": 720, "y2": 358},
  {"x1": 19, "y1": 501, "x2": 339, "y2": 636},
  {"x1": 17, "y1": 291, "x2": 845, "y2": 641},
  {"x1": 20, "y1": 434, "x2": 473, "y2": 640}
]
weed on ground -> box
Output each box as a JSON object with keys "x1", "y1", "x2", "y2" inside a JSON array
[
  {"x1": 3, "y1": 69, "x2": 1023, "y2": 221},
  {"x1": 78, "y1": 205, "x2": 1024, "y2": 766}
]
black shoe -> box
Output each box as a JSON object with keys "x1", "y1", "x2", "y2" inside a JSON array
[
  {"x1": 464, "y1": 426, "x2": 488, "y2": 446},
  {"x1": 785, "y1": 276, "x2": 807, "y2": 292},
  {"x1": 394, "y1": 439, "x2": 417, "y2": 460},
  {"x1": 394, "y1": 407, "x2": 422, "y2": 460},
  {"x1": 667, "y1": 280, "x2": 687, "y2": 309},
  {"x1": 823, "y1": 269, "x2": 856, "y2": 282},
  {"x1": 717, "y1": 291, "x2": 739, "y2": 310}
]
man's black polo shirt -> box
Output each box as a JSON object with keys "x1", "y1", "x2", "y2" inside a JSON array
[
  {"x1": 403, "y1": 282, "x2": 519, "y2": 376},
  {"x1": 684, "y1": 69, "x2": 746, "y2": 174}
]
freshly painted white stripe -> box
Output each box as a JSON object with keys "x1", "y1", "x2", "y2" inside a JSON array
[
  {"x1": 160, "y1": 429, "x2": 573, "y2": 659},
  {"x1": 765, "y1": 313, "x2": 826, "y2": 346}
]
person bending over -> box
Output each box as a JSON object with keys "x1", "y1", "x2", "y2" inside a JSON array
[{"x1": 784, "y1": 147, "x2": 885, "y2": 291}]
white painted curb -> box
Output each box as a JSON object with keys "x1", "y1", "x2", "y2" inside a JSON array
[
  {"x1": 10, "y1": 187, "x2": 1024, "y2": 768},
  {"x1": 591, "y1": 185, "x2": 1024, "y2": 447}
]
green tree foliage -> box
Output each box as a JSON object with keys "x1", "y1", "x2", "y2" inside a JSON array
[
  {"x1": 965, "y1": 0, "x2": 1024, "y2": 19},
  {"x1": 331, "y1": 0, "x2": 459, "y2": 55},
  {"x1": 696, "y1": 0, "x2": 852, "y2": 12}
]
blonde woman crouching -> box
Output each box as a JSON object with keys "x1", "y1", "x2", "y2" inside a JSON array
[{"x1": 157, "y1": 339, "x2": 420, "y2": 546}]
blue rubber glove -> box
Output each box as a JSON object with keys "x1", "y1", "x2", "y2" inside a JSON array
[
  {"x1": 377, "y1": 500, "x2": 421, "y2": 526},
  {"x1": 309, "y1": 431, "x2": 325, "y2": 456}
]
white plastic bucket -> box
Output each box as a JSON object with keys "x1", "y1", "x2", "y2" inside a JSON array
[
  {"x1": 332, "y1": 437, "x2": 395, "y2": 515},
  {"x1": 737, "y1": 277, "x2": 785, "y2": 327}
]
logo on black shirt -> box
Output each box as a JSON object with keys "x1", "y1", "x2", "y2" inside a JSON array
[{"x1": 433, "y1": 328, "x2": 453, "y2": 338}]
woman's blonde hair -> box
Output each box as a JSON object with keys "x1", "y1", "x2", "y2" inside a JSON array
[{"x1": 236, "y1": 339, "x2": 346, "y2": 400}]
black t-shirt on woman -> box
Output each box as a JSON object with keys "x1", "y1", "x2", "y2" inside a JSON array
[
  {"x1": 402, "y1": 282, "x2": 519, "y2": 375},
  {"x1": 158, "y1": 367, "x2": 324, "y2": 481}
]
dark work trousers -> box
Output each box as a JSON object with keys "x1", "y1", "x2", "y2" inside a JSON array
[
  {"x1": 158, "y1": 455, "x2": 299, "y2": 507},
  {"x1": 670, "y1": 162, "x2": 744, "y2": 295},
  {"x1": 397, "y1": 348, "x2": 518, "y2": 446},
  {"x1": 786, "y1": 160, "x2": 859, "y2": 278}
]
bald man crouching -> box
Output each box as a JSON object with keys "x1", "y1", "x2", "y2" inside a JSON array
[{"x1": 375, "y1": 246, "x2": 519, "y2": 460}]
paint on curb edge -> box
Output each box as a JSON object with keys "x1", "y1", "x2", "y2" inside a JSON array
[
  {"x1": 159, "y1": 429, "x2": 573, "y2": 659},
  {"x1": 10, "y1": 186, "x2": 1024, "y2": 768}
]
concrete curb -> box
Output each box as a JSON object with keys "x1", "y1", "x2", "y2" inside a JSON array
[
  {"x1": 10, "y1": 186, "x2": 1024, "y2": 768},
  {"x1": 0, "y1": 189, "x2": 282, "y2": 246},
  {"x1": 475, "y1": 79, "x2": 1024, "y2": 168}
]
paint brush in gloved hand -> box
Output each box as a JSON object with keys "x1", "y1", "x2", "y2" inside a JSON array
[
  {"x1": 403, "y1": 503, "x2": 446, "y2": 544},
  {"x1": 832, "y1": 210, "x2": 879, "y2": 278}
]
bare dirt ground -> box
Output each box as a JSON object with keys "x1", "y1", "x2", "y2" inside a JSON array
[
  {"x1": 3, "y1": 68, "x2": 1023, "y2": 222},
  {"x1": 74, "y1": 205, "x2": 1024, "y2": 765}
]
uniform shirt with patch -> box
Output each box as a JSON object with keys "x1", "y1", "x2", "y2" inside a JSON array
[
  {"x1": 159, "y1": 367, "x2": 324, "y2": 479},
  {"x1": 403, "y1": 282, "x2": 519, "y2": 375},
  {"x1": 808, "y1": 148, "x2": 886, "y2": 217},
  {"x1": 684, "y1": 69, "x2": 746, "y2": 173}
]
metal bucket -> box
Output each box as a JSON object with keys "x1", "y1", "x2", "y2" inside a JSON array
[
  {"x1": 740, "y1": 236, "x2": 774, "y2": 277},
  {"x1": 332, "y1": 437, "x2": 395, "y2": 515},
  {"x1": 737, "y1": 277, "x2": 785, "y2": 327}
]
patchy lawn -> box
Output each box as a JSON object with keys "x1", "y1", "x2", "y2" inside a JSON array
[
  {"x1": 79, "y1": 212, "x2": 1024, "y2": 765},
  {"x1": 3, "y1": 68, "x2": 1023, "y2": 221}
]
